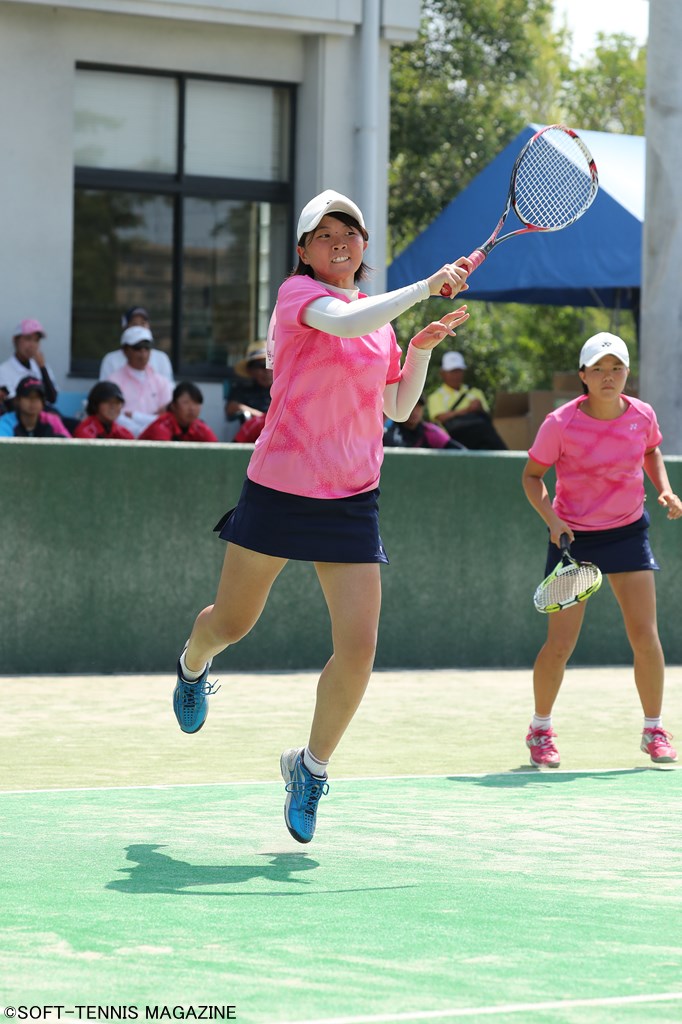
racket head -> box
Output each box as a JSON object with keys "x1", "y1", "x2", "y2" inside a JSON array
[
  {"x1": 511, "y1": 124, "x2": 598, "y2": 232},
  {"x1": 533, "y1": 537, "x2": 602, "y2": 614}
]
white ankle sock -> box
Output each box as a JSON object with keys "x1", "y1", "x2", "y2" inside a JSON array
[
  {"x1": 532, "y1": 713, "x2": 553, "y2": 732},
  {"x1": 303, "y1": 747, "x2": 329, "y2": 778},
  {"x1": 179, "y1": 649, "x2": 209, "y2": 683},
  {"x1": 644, "y1": 716, "x2": 662, "y2": 732}
]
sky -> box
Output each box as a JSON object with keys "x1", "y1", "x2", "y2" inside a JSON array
[{"x1": 552, "y1": 0, "x2": 649, "y2": 61}]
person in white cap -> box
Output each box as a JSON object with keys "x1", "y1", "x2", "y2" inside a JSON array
[
  {"x1": 106, "y1": 325, "x2": 173, "y2": 438},
  {"x1": 522, "y1": 332, "x2": 682, "y2": 768},
  {"x1": 427, "y1": 349, "x2": 506, "y2": 449},
  {"x1": 99, "y1": 306, "x2": 174, "y2": 382},
  {"x1": 172, "y1": 188, "x2": 472, "y2": 843}
]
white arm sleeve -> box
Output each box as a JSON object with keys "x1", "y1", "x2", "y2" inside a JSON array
[
  {"x1": 383, "y1": 345, "x2": 432, "y2": 422},
  {"x1": 302, "y1": 280, "x2": 430, "y2": 337}
]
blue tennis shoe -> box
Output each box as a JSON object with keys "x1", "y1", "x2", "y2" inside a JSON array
[
  {"x1": 173, "y1": 657, "x2": 220, "y2": 734},
  {"x1": 280, "y1": 748, "x2": 329, "y2": 843}
]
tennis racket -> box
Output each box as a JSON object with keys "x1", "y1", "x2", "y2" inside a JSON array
[
  {"x1": 441, "y1": 124, "x2": 598, "y2": 296},
  {"x1": 533, "y1": 534, "x2": 602, "y2": 614}
]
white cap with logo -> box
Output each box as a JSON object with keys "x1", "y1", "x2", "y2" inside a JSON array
[
  {"x1": 297, "y1": 190, "x2": 366, "y2": 240},
  {"x1": 579, "y1": 332, "x2": 630, "y2": 368},
  {"x1": 441, "y1": 351, "x2": 467, "y2": 371}
]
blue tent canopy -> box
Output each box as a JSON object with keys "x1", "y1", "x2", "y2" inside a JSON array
[{"x1": 387, "y1": 126, "x2": 644, "y2": 309}]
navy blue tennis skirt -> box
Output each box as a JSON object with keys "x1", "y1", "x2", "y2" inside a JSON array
[
  {"x1": 544, "y1": 510, "x2": 659, "y2": 577},
  {"x1": 214, "y1": 477, "x2": 389, "y2": 564}
]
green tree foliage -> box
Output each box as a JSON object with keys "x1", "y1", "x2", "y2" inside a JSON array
[
  {"x1": 389, "y1": 3, "x2": 646, "y2": 404},
  {"x1": 390, "y1": 0, "x2": 554, "y2": 258},
  {"x1": 560, "y1": 34, "x2": 646, "y2": 135}
]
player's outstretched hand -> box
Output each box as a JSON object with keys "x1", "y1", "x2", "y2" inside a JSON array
[
  {"x1": 426, "y1": 258, "x2": 472, "y2": 298},
  {"x1": 658, "y1": 490, "x2": 682, "y2": 520},
  {"x1": 411, "y1": 306, "x2": 469, "y2": 351}
]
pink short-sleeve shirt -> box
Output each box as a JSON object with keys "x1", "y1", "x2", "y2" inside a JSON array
[
  {"x1": 529, "y1": 395, "x2": 663, "y2": 531},
  {"x1": 247, "y1": 276, "x2": 403, "y2": 498}
]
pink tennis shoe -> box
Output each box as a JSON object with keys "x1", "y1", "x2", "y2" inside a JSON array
[
  {"x1": 641, "y1": 728, "x2": 677, "y2": 764},
  {"x1": 526, "y1": 725, "x2": 561, "y2": 768}
]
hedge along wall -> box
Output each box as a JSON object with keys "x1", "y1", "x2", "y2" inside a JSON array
[{"x1": 1, "y1": 438, "x2": 681, "y2": 675}]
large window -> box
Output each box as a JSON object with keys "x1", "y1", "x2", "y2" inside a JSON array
[{"x1": 72, "y1": 66, "x2": 293, "y2": 378}]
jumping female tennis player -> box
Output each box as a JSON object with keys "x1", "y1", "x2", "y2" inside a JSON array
[
  {"x1": 173, "y1": 189, "x2": 471, "y2": 842},
  {"x1": 522, "y1": 333, "x2": 682, "y2": 768}
]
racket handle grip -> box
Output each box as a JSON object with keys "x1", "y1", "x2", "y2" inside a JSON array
[
  {"x1": 465, "y1": 248, "x2": 487, "y2": 272},
  {"x1": 439, "y1": 249, "x2": 486, "y2": 297},
  {"x1": 559, "y1": 533, "x2": 571, "y2": 552}
]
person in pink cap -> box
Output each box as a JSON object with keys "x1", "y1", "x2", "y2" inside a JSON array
[
  {"x1": 0, "y1": 319, "x2": 59, "y2": 410},
  {"x1": 172, "y1": 188, "x2": 472, "y2": 845},
  {"x1": 522, "y1": 332, "x2": 682, "y2": 769}
]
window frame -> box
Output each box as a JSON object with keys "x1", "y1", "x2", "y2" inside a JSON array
[{"x1": 72, "y1": 62, "x2": 295, "y2": 380}]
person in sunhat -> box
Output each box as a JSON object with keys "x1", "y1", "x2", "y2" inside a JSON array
[{"x1": 225, "y1": 341, "x2": 273, "y2": 432}]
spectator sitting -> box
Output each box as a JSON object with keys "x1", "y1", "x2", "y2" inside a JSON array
[
  {"x1": 233, "y1": 413, "x2": 268, "y2": 444},
  {"x1": 73, "y1": 381, "x2": 135, "y2": 440},
  {"x1": 99, "y1": 307, "x2": 174, "y2": 381},
  {"x1": 226, "y1": 342, "x2": 273, "y2": 427},
  {"x1": 0, "y1": 376, "x2": 70, "y2": 438},
  {"x1": 427, "y1": 350, "x2": 507, "y2": 450},
  {"x1": 0, "y1": 319, "x2": 59, "y2": 411},
  {"x1": 383, "y1": 395, "x2": 465, "y2": 450},
  {"x1": 139, "y1": 381, "x2": 218, "y2": 442},
  {"x1": 106, "y1": 325, "x2": 174, "y2": 438}
]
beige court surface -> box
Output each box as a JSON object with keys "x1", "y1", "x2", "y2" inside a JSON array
[{"x1": 4, "y1": 666, "x2": 681, "y2": 791}]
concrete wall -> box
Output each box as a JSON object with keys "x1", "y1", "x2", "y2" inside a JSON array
[
  {"x1": 2, "y1": 439, "x2": 681, "y2": 675},
  {"x1": 641, "y1": 0, "x2": 682, "y2": 454}
]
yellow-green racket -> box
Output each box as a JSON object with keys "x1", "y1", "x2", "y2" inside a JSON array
[{"x1": 533, "y1": 534, "x2": 602, "y2": 613}]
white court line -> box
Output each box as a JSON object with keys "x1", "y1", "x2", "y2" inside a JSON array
[
  {"x1": 0, "y1": 766, "x2": 662, "y2": 797},
  {"x1": 268, "y1": 991, "x2": 682, "y2": 1024}
]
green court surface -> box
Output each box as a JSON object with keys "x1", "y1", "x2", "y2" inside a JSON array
[{"x1": 2, "y1": 670, "x2": 682, "y2": 1023}]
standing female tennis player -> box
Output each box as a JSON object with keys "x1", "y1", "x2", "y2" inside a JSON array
[
  {"x1": 173, "y1": 189, "x2": 471, "y2": 842},
  {"x1": 522, "y1": 332, "x2": 682, "y2": 768}
]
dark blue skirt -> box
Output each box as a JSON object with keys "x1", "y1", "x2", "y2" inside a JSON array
[
  {"x1": 544, "y1": 510, "x2": 660, "y2": 577},
  {"x1": 214, "y1": 477, "x2": 389, "y2": 564}
]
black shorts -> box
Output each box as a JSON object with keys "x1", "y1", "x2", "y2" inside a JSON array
[
  {"x1": 544, "y1": 510, "x2": 660, "y2": 576},
  {"x1": 214, "y1": 477, "x2": 389, "y2": 564}
]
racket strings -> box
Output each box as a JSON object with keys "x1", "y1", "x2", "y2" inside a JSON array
[
  {"x1": 535, "y1": 562, "x2": 601, "y2": 611},
  {"x1": 514, "y1": 128, "x2": 597, "y2": 229}
]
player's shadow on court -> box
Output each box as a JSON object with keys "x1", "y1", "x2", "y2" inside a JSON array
[
  {"x1": 106, "y1": 843, "x2": 416, "y2": 898},
  {"x1": 447, "y1": 767, "x2": 655, "y2": 788},
  {"x1": 106, "y1": 844, "x2": 319, "y2": 896}
]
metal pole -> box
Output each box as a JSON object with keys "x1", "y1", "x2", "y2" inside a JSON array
[{"x1": 357, "y1": 0, "x2": 381, "y2": 291}]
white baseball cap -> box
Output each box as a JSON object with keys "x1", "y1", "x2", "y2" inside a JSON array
[
  {"x1": 579, "y1": 332, "x2": 630, "y2": 368},
  {"x1": 120, "y1": 325, "x2": 154, "y2": 347},
  {"x1": 441, "y1": 351, "x2": 467, "y2": 371},
  {"x1": 297, "y1": 190, "x2": 366, "y2": 240}
]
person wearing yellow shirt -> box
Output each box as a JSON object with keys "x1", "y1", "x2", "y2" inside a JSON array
[{"x1": 427, "y1": 350, "x2": 506, "y2": 450}]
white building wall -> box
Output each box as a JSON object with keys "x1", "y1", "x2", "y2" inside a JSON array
[{"x1": 0, "y1": 0, "x2": 420, "y2": 435}]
